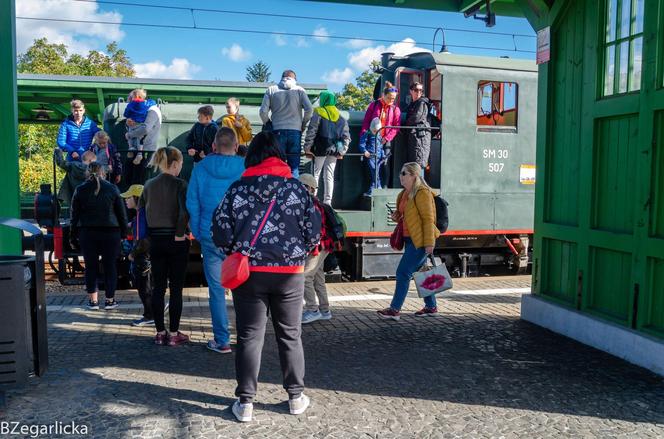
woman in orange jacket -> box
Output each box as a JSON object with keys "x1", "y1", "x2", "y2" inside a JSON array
[{"x1": 378, "y1": 162, "x2": 441, "y2": 320}]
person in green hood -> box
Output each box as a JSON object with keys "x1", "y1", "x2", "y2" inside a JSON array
[{"x1": 303, "y1": 91, "x2": 351, "y2": 206}]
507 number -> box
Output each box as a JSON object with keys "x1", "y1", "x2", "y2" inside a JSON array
[{"x1": 488, "y1": 163, "x2": 504, "y2": 173}]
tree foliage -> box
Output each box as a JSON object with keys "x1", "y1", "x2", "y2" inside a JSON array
[
  {"x1": 17, "y1": 38, "x2": 135, "y2": 193},
  {"x1": 18, "y1": 38, "x2": 134, "y2": 77},
  {"x1": 335, "y1": 62, "x2": 381, "y2": 111},
  {"x1": 245, "y1": 60, "x2": 271, "y2": 83}
]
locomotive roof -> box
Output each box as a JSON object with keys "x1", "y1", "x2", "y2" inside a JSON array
[{"x1": 390, "y1": 51, "x2": 537, "y2": 73}]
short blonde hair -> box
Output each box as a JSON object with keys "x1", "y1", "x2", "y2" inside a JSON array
[
  {"x1": 226, "y1": 97, "x2": 240, "y2": 107},
  {"x1": 70, "y1": 99, "x2": 84, "y2": 109},
  {"x1": 129, "y1": 88, "x2": 147, "y2": 100}
]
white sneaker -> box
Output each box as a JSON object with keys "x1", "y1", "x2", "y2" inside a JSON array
[
  {"x1": 319, "y1": 310, "x2": 332, "y2": 320},
  {"x1": 288, "y1": 393, "x2": 310, "y2": 415},
  {"x1": 232, "y1": 400, "x2": 253, "y2": 422},
  {"x1": 301, "y1": 310, "x2": 321, "y2": 324}
]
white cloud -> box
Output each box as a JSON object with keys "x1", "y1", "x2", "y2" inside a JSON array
[
  {"x1": 15, "y1": 0, "x2": 125, "y2": 54},
  {"x1": 272, "y1": 34, "x2": 287, "y2": 47},
  {"x1": 322, "y1": 67, "x2": 354, "y2": 85},
  {"x1": 134, "y1": 58, "x2": 201, "y2": 80},
  {"x1": 313, "y1": 26, "x2": 330, "y2": 43},
  {"x1": 341, "y1": 39, "x2": 374, "y2": 49},
  {"x1": 348, "y1": 38, "x2": 430, "y2": 71},
  {"x1": 221, "y1": 44, "x2": 252, "y2": 62},
  {"x1": 295, "y1": 37, "x2": 310, "y2": 48}
]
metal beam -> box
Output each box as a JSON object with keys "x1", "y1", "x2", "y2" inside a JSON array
[
  {"x1": 459, "y1": 0, "x2": 486, "y2": 13},
  {"x1": 47, "y1": 103, "x2": 71, "y2": 118},
  {"x1": 0, "y1": 0, "x2": 20, "y2": 253}
]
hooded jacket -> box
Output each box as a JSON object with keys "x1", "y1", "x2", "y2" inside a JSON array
[
  {"x1": 360, "y1": 99, "x2": 401, "y2": 144},
  {"x1": 259, "y1": 77, "x2": 314, "y2": 132},
  {"x1": 186, "y1": 153, "x2": 245, "y2": 242},
  {"x1": 405, "y1": 97, "x2": 432, "y2": 168},
  {"x1": 219, "y1": 114, "x2": 253, "y2": 145},
  {"x1": 211, "y1": 157, "x2": 321, "y2": 272},
  {"x1": 56, "y1": 115, "x2": 100, "y2": 162},
  {"x1": 303, "y1": 91, "x2": 351, "y2": 157}
]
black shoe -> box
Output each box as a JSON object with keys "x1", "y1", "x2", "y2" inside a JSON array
[
  {"x1": 105, "y1": 299, "x2": 119, "y2": 310},
  {"x1": 87, "y1": 300, "x2": 100, "y2": 310}
]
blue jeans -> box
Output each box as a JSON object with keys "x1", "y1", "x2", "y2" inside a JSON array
[
  {"x1": 200, "y1": 238, "x2": 230, "y2": 346},
  {"x1": 274, "y1": 129, "x2": 302, "y2": 177},
  {"x1": 365, "y1": 156, "x2": 385, "y2": 194},
  {"x1": 390, "y1": 238, "x2": 437, "y2": 311}
]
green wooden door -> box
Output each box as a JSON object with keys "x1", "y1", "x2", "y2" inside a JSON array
[{"x1": 533, "y1": 0, "x2": 664, "y2": 339}]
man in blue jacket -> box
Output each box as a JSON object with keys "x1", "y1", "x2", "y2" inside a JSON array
[
  {"x1": 56, "y1": 99, "x2": 100, "y2": 162},
  {"x1": 186, "y1": 127, "x2": 245, "y2": 354}
]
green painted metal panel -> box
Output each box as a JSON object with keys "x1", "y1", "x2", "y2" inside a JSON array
[
  {"x1": 592, "y1": 114, "x2": 638, "y2": 234},
  {"x1": 543, "y1": 0, "x2": 585, "y2": 227},
  {"x1": 643, "y1": 257, "x2": 664, "y2": 337},
  {"x1": 540, "y1": 238, "x2": 578, "y2": 306},
  {"x1": 0, "y1": 1, "x2": 21, "y2": 253},
  {"x1": 587, "y1": 246, "x2": 632, "y2": 324}
]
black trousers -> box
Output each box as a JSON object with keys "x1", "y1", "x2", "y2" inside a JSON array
[
  {"x1": 150, "y1": 236, "x2": 190, "y2": 332},
  {"x1": 79, "y1": 229, "x2": 121, "y2": 298},
  {"x1": 232, "y1": 272, "x2": 305, "y2": 404},
  {"x1": 131, "y1": 254, "x2": 153, "y2": 320}
]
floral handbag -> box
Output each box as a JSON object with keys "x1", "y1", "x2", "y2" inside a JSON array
[{"x1": 413, "y1": 255, "x2": 453, "y2": 298}]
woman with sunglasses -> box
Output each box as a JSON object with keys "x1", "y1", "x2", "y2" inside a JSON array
[
  {"x1": 360, "y1": 81, "x2": 401, "y2": 188},
  {"x1": 404, "y1": 82, "x2": 432, "y2": 177},
  {"x1": 378, "y1": 162, "x2": 440, "y2": 320}
]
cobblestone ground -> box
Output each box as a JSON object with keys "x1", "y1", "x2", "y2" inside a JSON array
[{"x1": 1, "y1": 276, "x2": 663, "y2": 438}]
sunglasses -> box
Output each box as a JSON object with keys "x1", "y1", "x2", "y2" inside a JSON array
[
  {"x1": 386, "y1": 87, "x2": 398, "y2": 93},
  {"x1": 413, "y1": 88, "x2": 423, "y2": 92},
  {"x1": 400, "y1": 171, "x2": 409, "y2": 176}
]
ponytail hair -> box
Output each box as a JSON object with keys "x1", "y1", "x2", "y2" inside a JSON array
[
  {"x1": 86, "y1": 162, "x2": 106, "y2": 195},
  {"x1": 149, "y1": 146, "x2": 183, "y2": 173}
]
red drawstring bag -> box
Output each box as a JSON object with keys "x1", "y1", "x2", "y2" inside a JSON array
[
  {"x1": 221, "y1": 197, "x2": 276, "y2": 289},
  {"x1": 390, "y1": 220, "x2": 404, "y2": 251}
]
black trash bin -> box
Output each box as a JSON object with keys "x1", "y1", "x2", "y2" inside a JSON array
[{"x1": 0, "y1": 218, "x2": 48, "y2": 406}]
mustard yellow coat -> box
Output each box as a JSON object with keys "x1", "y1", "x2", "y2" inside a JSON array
[
  {"x1": 219, "y1": 114, "x2": 253, "y2": 145},
  {"x1": 396, "y1": 186, "x2": 440, "y2": 248}
]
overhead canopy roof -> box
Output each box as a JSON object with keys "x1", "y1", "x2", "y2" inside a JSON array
[
  {"x1": 17, "y1": 74, "x2": 327, "y2": 124},
  {"x1": 305, "y1": 0, "x2": 526, "y2": 17}
]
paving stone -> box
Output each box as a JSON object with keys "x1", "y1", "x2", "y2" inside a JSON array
[{"x1": 1, "y1": 277, "x2": 663, "y2": 438}]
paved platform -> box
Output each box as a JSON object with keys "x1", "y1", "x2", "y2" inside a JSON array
[{"x1": 2, "y1": 276, "x2": 663, "y2": 438}]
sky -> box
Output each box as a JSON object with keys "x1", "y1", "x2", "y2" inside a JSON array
[{"x1": 14, "y1": 0, "x2": 537, "y2": 91}]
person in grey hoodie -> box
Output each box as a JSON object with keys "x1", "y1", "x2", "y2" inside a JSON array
[{"x1": 259, "y1": 69, "x2": 313, "y2": 178}]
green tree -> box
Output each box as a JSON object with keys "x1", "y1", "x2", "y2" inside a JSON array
[
  {"x1": 17, "y1": 38, "x2": 135, "y2": 193},
  {"x1": 245, "y1": 60, "x2": 271, "y2": 82},
  {"x1": 336, "y1": 62, "x2": 381, "y2": 111}
]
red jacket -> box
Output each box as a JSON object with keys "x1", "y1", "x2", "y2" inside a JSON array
[{"x1": 360, "y1": 99, "x2": 401, "y2": 143}]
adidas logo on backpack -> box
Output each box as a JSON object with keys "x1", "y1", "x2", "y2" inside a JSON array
[
  {"x1": 290, "y1": 245, "x2": 306, "y2": 258},
  {"x1": 262, "y1": 220, "x2": 279, "y2": 234},
  {"x1": 286, "y1": 192, "x2": 300, "y2": 206},
  {"x1": 233, "y1": 195, "x2": 248, "y2": 210}
]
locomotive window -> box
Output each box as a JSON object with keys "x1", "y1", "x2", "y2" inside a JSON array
[
  {"x1": 602, "y1": 0, "x2": 643, "y2": 96},
  {"x1": 476, "y1": 81, "x2": 518, "y2": 131}
]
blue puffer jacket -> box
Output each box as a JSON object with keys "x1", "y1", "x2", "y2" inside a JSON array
[
  {"x1": 186, "y1": 154, "x2": 245, "y2": 242},
  {"x1": 57, "y1": 115, "x2": 100, "y2": 162}
]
